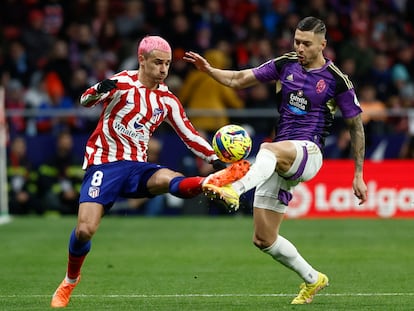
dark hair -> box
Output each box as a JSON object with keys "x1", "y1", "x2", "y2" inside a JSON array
[{"x1": 297, "y1": 16, "x2": 326, "y2": 36}]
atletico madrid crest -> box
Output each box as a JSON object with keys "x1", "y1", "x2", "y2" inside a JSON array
[{"x1": 88, "y1": 186, "x2": 100, "y2": 198}]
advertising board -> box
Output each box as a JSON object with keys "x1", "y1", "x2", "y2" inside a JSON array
[{"x1": 287, "y1": 160, "x2": 414, "y2": 218}]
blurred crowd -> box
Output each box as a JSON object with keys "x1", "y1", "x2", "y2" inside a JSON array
[{"x1": 2, "y1": 0, "x2": 414, "y2": 215}]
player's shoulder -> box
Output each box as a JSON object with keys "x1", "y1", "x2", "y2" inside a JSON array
[
  {"x1": 273, "y1": 51, "x2": 298, "y2": 71},
  {"x1": 113, "y1": 70, "x2": 138, "y2": 81},
  {"x1": 113, "y1": 69, "x2": 134, "y2": 76},
  {"x1": 157, "y1": 83, "x2": 181, "y2": 102},
  {"x1": 325, "y1": 62, "x2": 354, "y2": 92},
  {"x1": 158, "y1": 82, "x2": 170, "y2": 93}
]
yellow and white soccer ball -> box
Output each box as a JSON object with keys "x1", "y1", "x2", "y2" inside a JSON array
[{"x1": 212, "y1": 124, "x2": 252, "y2": 163}]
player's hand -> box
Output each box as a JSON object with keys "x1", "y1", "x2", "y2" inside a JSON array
[
  {"x1": 212, "y1": 159, "x2": 227, "y2": 171},
  {"x1": 353, "y1": 175, "x2": 367, "y2": 205},
  {"x1": 97, "y1": 79, "x2": 118, "y2": 93},
  {"x1": 183, "y1": 51, "x2": 211, "y2": 73}
]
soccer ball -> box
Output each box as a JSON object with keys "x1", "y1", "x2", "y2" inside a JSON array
[{"x1": 212, "y1": 124, "x2": 252, "y2": 163}]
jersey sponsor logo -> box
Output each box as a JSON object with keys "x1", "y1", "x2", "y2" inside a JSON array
[
  {"x1": 88, "y1": 186, "x2": 100, "y2": 198},
  {"x1": 114, "y1": 121, "x2": 144, "y2": 139},
  {"x1": 316, "y1": 79, "x2": 326, "y2": 93},
  {"x1": 134, "y1": 121, "x2": 143, "y2": 129},
  {"x1": 287, "y1": 90, "x2": 310, "y2": 115}
]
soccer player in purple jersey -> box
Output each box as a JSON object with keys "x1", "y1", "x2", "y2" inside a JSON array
[{"x1": 184, "y1": 16, "x2": 367, "y2": 304}]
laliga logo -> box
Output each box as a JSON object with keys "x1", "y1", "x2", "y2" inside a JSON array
[{"x1": 287, "y1": 181, "x2": 414, "y2": 218}]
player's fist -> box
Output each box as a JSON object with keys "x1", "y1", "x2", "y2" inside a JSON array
[{"x1": 97, "y1": 79, "x2": 118, "y2": 93}]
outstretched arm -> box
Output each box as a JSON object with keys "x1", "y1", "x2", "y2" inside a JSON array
[
  {"x1": 345, "y1": 114, "x2": 367, "y2": 205},
  {"x1": 80, "y1": 79, "x2": 118, "y2": 107},
  {"x1": 183, "y1": 51, "x2": 258, "y2": 89}
]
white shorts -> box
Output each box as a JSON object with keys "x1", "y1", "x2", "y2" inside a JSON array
[{"x1": 253, "y1": 140, "x2": 322, "y2": 213}]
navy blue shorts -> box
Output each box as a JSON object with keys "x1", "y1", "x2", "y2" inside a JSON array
[{"x1": 79, "y1": 161, "x2": 166, "y2": 211}]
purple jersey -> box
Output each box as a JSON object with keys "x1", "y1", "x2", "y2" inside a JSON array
[{"x1": 252, "y1": 52, "x2": 362, "y2": 149}]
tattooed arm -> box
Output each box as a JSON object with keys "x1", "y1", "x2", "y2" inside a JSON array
[{"x1": 345, "y1": 114, "x2": 368, "y2": 205}]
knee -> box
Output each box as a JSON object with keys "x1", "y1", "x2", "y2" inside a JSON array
[
  {"x1": 76, "y1": 224, "x2": 96, "y2": 242},
  {"x1": 252, "y1": 233, "x2": 276, "y2": 250},
  {"x1": 150, "y1": 169, "x2": 182, "y2": 194},
  {"x1": 259, "y1": 142, "x2": 274, "y2": 153}
]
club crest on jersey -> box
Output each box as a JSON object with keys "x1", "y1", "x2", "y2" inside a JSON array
[
  {"x1": 151, "y1": 108, "x2": 163, "y2": 123},
  {"x1": 287, "y1": 90, "x2": 310, "y2": 115},
  {"x1": 316, "y1": 79, "x2": 326, "y2": 94},
  {"x1": 88, "y1": 186, "x2": 100, "y2": 198}
]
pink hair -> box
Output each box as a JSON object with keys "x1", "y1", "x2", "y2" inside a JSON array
[{"x1": 137, "y1": 36, "x2": 172, "y2": 56}]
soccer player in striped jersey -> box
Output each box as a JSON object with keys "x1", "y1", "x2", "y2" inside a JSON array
[
  {"x1": 50, "y1": 35, "x2": 250, "y2": 308},
  {"x1": 184, "y1": 17, "x2": 367, "y2": 304}
]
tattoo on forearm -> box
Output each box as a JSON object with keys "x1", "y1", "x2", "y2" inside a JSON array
[{"x1": 348, "y1": 115, "x2": 365, "y2": 173}]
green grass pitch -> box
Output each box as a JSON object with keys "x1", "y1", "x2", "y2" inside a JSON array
[{"x1": 0, "y1": 215, "x2": 413, "y2": 310}]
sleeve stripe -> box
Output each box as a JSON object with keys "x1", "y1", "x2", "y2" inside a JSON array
[
  {"x1": 328, "y1": 63, "x2": 354, "y2": 90},
  {"x1": 274, "y1": 52, "x2": 298, "y2": 63}
]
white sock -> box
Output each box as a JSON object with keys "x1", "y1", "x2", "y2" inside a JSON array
[
  {"x1": 233, "y1": 149, "x2": 277, "y2": 195},
  {"x1": 262, "y1": 236, "x2": 319, "y2": 284},
  {"x1": 65, "y1": 274, "x2": 78, "y2": 284}
]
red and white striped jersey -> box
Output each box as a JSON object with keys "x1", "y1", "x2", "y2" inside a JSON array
[{"x1": 80, "y1": 70, "x2": 217, "y2": 169}]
